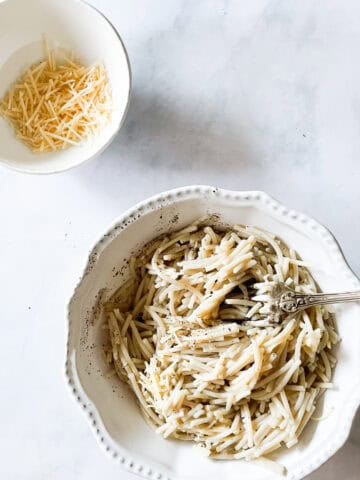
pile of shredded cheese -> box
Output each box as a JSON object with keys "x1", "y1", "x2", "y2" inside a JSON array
[
  {"x1": 0, "y1": 40, "x2": 112, "y2": 153},
  {"x1": 104, "y1": 222, "x2": 338, "y2": 473}
]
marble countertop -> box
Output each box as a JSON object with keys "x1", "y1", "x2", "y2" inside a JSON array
[{"x1": 0, "y1": 0, "x2": 359, "y2": 479}]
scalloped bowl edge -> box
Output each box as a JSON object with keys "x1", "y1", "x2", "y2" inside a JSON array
[{"x1": 65, "y1": 185, "x2": 360, "y2": 480}]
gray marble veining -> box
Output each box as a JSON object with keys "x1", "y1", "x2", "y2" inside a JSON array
[{"x1": 0, "y1": 1, "x2": 359, "y2": 479}]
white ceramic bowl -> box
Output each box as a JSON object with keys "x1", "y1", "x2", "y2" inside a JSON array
[
  {"x1": 0, "y1": 0, "x2": 131, "y2": 174},
  {"x1": 66, "y1": 186, "x2": 360, "y2": 480}
]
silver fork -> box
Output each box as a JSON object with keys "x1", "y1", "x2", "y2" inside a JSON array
[{"x1": 265, "y1": 282, "x2": 360, "y2": 324}]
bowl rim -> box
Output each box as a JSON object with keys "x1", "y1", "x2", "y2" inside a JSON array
[
  {"x1": 65, "y1": 185, "x2": 360, "y2": 480},
  {"x1": 0, "y1": 0, "x2": 132, "y2": 175}
]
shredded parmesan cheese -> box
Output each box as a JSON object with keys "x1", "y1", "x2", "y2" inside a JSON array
[
  {"x1": 104, "y1": 222, "x2": 339, "y2": 472},
  {"x1": 0, "y1": 39, "x2": 112, "y2": 153}
]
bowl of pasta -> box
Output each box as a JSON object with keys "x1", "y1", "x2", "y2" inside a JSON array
[{"x1": 66, "y1": 186, "x2": 360, "y2": 480}]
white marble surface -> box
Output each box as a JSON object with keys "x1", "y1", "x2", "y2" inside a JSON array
[{"x1": 0, "y1": 0, "x2": 359, "y2": 478}]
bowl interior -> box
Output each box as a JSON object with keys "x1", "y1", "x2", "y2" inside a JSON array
[
  {"x1": 0, "y1": 0, "x2": 130, "y2": 174},
  {"x1": 68, "y1": 189, "x2": 360, "y2": 480}
]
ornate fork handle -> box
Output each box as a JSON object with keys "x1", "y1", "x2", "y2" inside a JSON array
[{"x1": 279, "y1": 290, "x2": 360, "y2": 314}]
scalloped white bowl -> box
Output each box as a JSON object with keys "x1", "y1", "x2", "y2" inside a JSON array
[{"x1": 66, "y1": 186, "x2": 360, "y2": 480}]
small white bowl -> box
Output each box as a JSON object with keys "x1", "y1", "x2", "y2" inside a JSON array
[
  {"x1": 66, "y1": 186, "x2": 360, "y2": 480},
  {"x1": 0, "y1": 0, "x2": 131, "y2": 174}
]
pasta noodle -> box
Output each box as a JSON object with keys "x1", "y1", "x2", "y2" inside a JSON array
[{"x1": 104, "y1": 222, "x2": 338, "y2": 470}]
